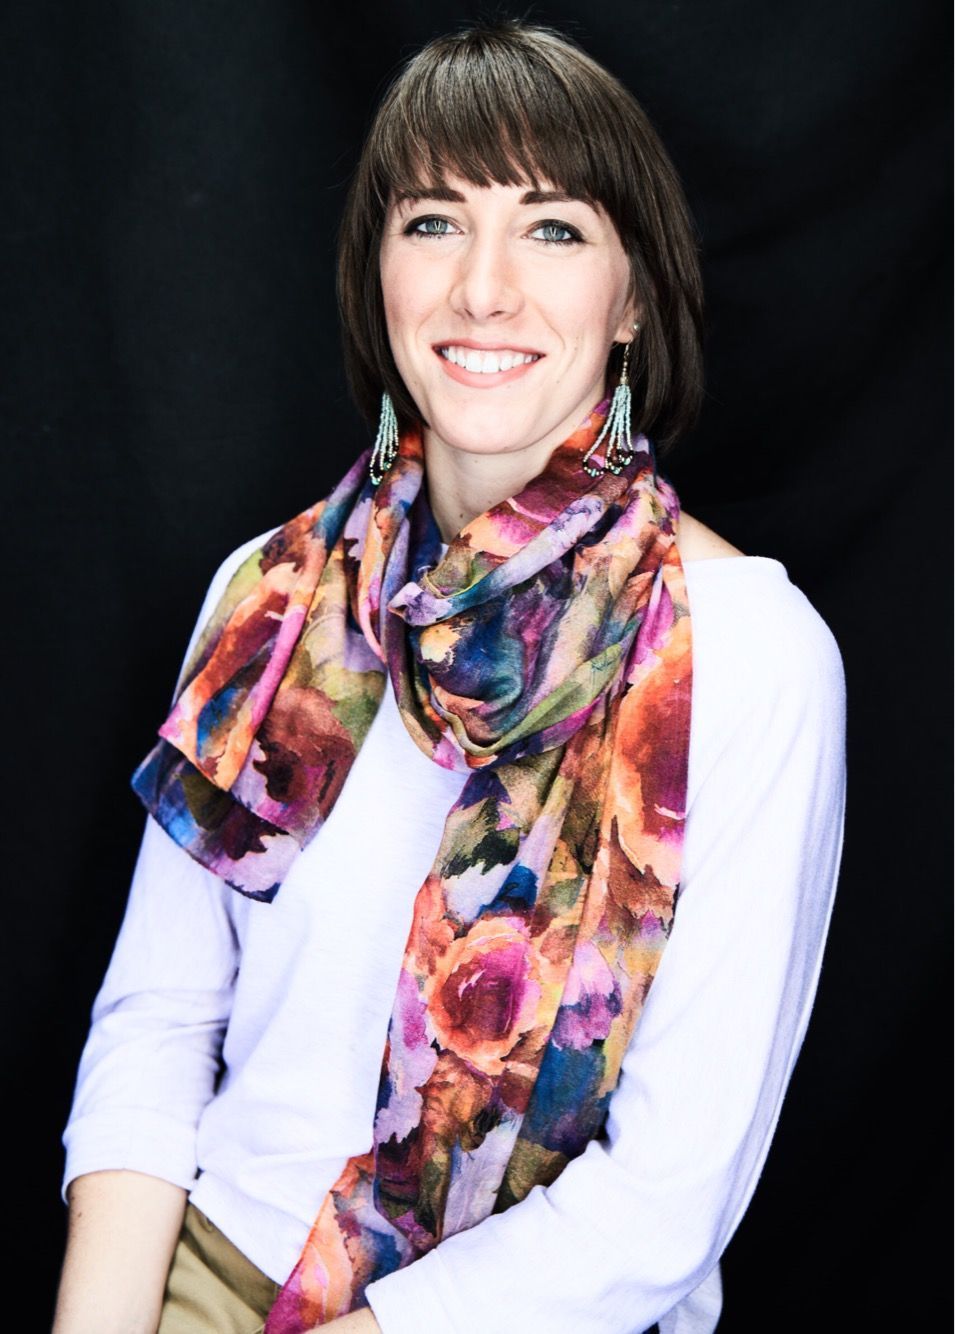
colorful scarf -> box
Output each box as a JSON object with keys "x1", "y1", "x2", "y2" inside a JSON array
[{"x1": 130, "y1": 397, "x2": 692, "y2": 1329}]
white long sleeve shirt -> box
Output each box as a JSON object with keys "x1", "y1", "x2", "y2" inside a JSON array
[{"x1": 62, "y1": 525, "x2": 847, "y2": 1334}]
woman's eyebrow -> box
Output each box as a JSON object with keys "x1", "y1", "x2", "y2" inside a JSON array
[
  {"x1": 519, "y1": 190, "x2": 590, "y2": 206},
  {"x1": 394, "y1": 186, "x2": 467, "y2": 206},
  {"x1": 393, "y1": 187, "x2": 591, "y2": 207}
]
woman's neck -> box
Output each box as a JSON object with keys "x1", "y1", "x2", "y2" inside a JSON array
[{"x1": 423, "y1": 434, "x2": 559, "y2": 544}]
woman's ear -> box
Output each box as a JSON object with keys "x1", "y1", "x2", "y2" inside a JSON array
[{"x1": 613, "y1": 294, "x2": 645, "y2": 344}]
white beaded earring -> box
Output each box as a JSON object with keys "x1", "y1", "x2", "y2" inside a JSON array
[
  {"x1": 581, "y1": 322, "x2": 641, "y2": 479},
  {"x1": 369, "y1": 391, "x2": 399, "y2": 485}
]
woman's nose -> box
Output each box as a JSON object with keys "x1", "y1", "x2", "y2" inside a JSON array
[{"x1": 448, "y1": 234, "x2": 523, "y2": 323}]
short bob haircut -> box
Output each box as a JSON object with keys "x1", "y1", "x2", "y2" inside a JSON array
[{"x1": 337, "y1": 19, "x2": 705, "y2": 459}]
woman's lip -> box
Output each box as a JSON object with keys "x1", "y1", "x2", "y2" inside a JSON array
[
  {"x1": 433, "y1": 346, "x2": 544, "y2": 388},
  {"x1": 432, "y1": 340, "x2": 544, "y2": 354}
]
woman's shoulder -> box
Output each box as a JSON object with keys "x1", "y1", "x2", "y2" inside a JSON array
[
  {"x1": 222, "y1": 523, "x2": 285, "y2": 575},
  {"x1": 680, "y1": 547, "x2": 845, "y2": 759},
  {"x1": 178, "y1": 524, "x2": 285, "y2": 675},
  {"x1": 676, "y1": 511, "x2": 842, "y2": 681},
  {"x1": 675, "y1": 548, "x2": 846, "y2": 820},
  {"x1": 202, "y1": 523, "x2": 285, "y2": 604}
]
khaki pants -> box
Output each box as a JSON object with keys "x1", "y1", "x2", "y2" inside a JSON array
[{"x1": 158, "y1": 1202, "x2": 282, "y2": 1334}]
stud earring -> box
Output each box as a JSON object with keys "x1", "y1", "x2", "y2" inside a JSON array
[
  {"x1": 582, "y1": 322, "x2": 640, "y2": 479},
  {"x1": 369, "y1": 391, "x2": 399, "y2": 485}
]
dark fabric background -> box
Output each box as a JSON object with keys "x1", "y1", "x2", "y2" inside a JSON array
[{"x1": 3, "y1": 2, "x2": 947, "y2": 1328}]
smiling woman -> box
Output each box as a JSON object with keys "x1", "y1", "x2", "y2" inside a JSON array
[
  {"x1": 370, "y1": 171, "x2": 736, "y2": 555},
  {"x1": 338, "y1": 27, "x2": 705, "y2": 452},
  {"x1": 336, "y1": 22, "x2": 708, "y2": 551},
  {"x1": 378, "y1": 175, "x2": 639, "y2": 537},
  {"x1": 55, "y1": 18, "x2": 845, "y2": 1334}
]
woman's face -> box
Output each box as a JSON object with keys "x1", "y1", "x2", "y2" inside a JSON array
[{"x1": 379, "y1": 173, "x2": 641, "y2": 464}]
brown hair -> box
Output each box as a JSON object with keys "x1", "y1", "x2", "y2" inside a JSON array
[{"x1": 337, "y1": 18, "x2": 705, "y2": 458}]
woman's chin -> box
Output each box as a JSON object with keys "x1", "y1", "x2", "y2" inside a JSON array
[{"x1": 423, "y1": 401, "x2": 558, "y2": 460}]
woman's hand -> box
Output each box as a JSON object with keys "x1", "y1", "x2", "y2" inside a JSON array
[{"x1": 319, "y1": 1309, "x2": 382, "y2": 1332}]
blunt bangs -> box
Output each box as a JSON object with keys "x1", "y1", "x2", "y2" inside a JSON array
[
  {"x1": 337, "y1": 21, "x2": 705, "y2": 458},
  {"x1": 370, "y1": 50, "x2": 616, "y2": 218}
]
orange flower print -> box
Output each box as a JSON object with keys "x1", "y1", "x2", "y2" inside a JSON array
[{"x1": 426, "y1": 917, "x2": 543, "y2": 1077}]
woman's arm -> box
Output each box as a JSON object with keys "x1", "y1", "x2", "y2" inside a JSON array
[
  {"x1": 54, "y1": 538, "x2": 268, "y2": 1332},
  {"x1": 52, "y1": 1171, "x2": 187, "y2": 1334},
  {"x1": 360, "y1": 578, "x2": 847, "y2": 1333},
  {"x1": 53, "y1": 810, "x2": 239, "y2": 1330}
]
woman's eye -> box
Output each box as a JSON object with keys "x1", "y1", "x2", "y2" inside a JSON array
[
  {"x1": 407, "y1": 216, "x2": 455, "y2": 238},
  {"x1": 531, "y1": 220, "x2": 581, "y2": 245},
  {"x1": 402, "y1": 216, "x2": 582, "y2": 246}
]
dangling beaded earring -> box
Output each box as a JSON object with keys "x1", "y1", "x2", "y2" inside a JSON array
[
  {"x1": 581, "y1": 322, "x2": 640, "y2": 479},
  {"x1": 369, "y1": 391, "x2": 399, "y2": 485}
]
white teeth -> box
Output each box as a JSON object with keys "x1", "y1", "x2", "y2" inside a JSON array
[{"x1": 440, "y1": 346, "x2": 540, "y2": 374}]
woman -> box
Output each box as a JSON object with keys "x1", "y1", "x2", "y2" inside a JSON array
[{"x1": 54, "y1": 19, "x2": 846, "y2": 1334}]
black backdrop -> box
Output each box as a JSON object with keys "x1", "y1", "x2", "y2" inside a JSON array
[{"x1": 4, "y1": 2, "x2": 948, "y2": 1328}]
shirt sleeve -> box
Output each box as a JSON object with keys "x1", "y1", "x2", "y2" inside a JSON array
[
  {"x1": 365, "y1": 577, "x2": 848, "y2": 1334},
  {"x1": 60, "y1": 529, "x2": 279, "y2": 1203}
]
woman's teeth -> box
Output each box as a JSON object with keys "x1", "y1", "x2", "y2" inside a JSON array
[{"x1": 439, "y1": 346, "x2": 541, "y2": 374}]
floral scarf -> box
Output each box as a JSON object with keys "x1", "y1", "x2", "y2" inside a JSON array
[{"x1": 130, "y1": 397, "x2": 692, "y2": 1329}]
